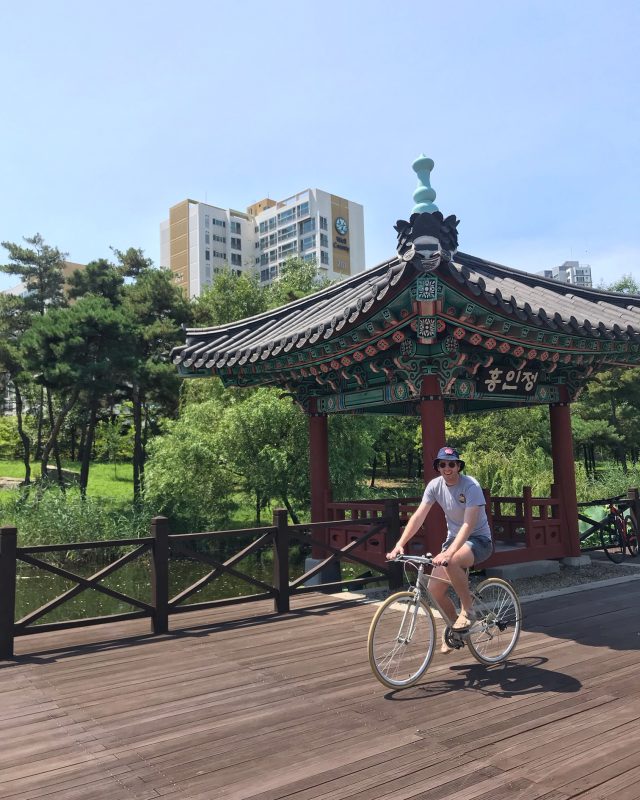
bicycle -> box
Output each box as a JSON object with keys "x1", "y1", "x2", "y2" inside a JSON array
[
  {"x1": 600, "y1": 502, "x2": 639, "y2": 563},
  {"x1": 367, "y1": 554, "x2": 522, "y2": 689}
]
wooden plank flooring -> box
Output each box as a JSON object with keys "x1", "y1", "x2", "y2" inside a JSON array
[{"x1": 1, "y1": 579, "x2": 640, "y2": 799}]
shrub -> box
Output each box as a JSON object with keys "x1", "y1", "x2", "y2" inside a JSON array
[{"x1": 2, "y1": 485, "x2": 153, "y2": 546}]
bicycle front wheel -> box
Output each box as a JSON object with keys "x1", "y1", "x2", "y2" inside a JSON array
[
  {"x1": 625, "y1": 516, "x2": 639, "y2": 557},
  {"x1": 467, "y1": 578, "x2": 522, "y2": 665},
  {"x1": 368, "y1": 591, "x2": 436, "y2": 689},
  {"x1": 602, "y1": 523, "x2": 625, "y2": 563}
]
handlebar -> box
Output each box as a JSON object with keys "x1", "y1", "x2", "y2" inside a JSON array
[{"x1": 387, "y1": 553, "x2": 448, "y2": 567}]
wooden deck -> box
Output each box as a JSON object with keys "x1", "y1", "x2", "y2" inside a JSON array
[{"x1": 2, "y1": 579, "x2": 640, "y2": 800}]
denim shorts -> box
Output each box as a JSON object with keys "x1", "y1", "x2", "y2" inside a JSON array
[{"x1": 442, "y1": 535, "x2": 494, "y2": 566}]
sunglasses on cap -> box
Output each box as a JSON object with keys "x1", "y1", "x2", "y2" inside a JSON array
[{"x1": 438, "y1": 461, "x2": 459, "y2": 468}]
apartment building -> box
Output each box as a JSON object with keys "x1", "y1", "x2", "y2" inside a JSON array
[
  {"x1": 160, "y1": 189, "x2": 365, "y2": 297},
  {"x1": 538, "y1": 260, "x2": 592, "y2": 287}
]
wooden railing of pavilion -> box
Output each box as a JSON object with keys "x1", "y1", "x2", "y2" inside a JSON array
[
  {"x1": 324, "y1": 485, "x2": 606, "y2": 567},
  {"x1": 0, "y1": 505, "x2": 404, "y2": 660}
]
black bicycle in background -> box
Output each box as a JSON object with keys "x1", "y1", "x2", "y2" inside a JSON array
[{"x1": 579, "y1": 499, "x2": 639, "y2": 563}]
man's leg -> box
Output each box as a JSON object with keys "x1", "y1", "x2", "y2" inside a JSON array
[
  {"x1": 428, "y1": 565, "x2": 458, "y2": 624},
  {"x1": 445, "y1": 545, "x2": 475, "y2": 612}
]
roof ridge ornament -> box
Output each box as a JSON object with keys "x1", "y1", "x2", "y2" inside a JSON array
[
  {"x1": 395, "y1": 155, "x2": 460, "y2": 273},
  {"x1": 412, "y1": 154, "x2": 438, "y2": 214}
]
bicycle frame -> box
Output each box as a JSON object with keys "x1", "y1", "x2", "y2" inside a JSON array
[{"x1": 401, "y1": 556, "x2": 476, "y2": 630}]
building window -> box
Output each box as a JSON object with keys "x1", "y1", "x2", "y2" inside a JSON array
[
  {"x1": 231, "y1": 253, "x2": 242, "y2": 266},
  {"x1": 230, "y1": 221, "x2": 242, "y2": 234},
  {"x1": 205, "y1": 232, "x2": 210, "y2": 244},
  {"x1": 278, "y1": 223, "x2": 296, "y2": 242},
  {"x1": 303, "y1": 253, "x2": 316, "y2": 263},
  {"x1": 297, "y1": 201, "x2": 310, "y2": 217},
  {"x1": 212, "y1": 218, "x2": 226, "y2": 228},
  {"x1": 300, "y1": 218, "x2": 315, "y2": 234},
  {"x1": 320, "y1": 233, "x2": 328, "y2": 247},
  {"x1": 301, "y1": 234, "x2": 316, "y2": 251},
  {"x1": 212, "y1": 234, "x2": 226, "y2": 243},
  {"x1": 320, "y1": 250, "x2": 329, "y2": 265},
  {"x1": 279, "y1": 241, "x2": 297, "y2": 257},
  {"x1": 231, "y1": 237, "x2": 242, "y2": 250},
  {"x1": 320, "y1": 216, "x2": 328, "y2": 230},
  {"x1": 205, "y1": 215, "x2": 210, "y2": 227},
  {"x1": 260, "y1": 268, "x2": 270, "y2": 282},
  {"x1": 205, "y1": 250, "x2": 210, "y2": 261},
  {"x1": 277, "y1": 208, "x2": 296, "y2": 225}
]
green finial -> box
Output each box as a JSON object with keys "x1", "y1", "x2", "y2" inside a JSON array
[{"x1": 412, "y1": 154, "x2": 439, "y2": 214}]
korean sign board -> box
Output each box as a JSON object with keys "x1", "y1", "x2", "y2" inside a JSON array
[{"x1": 476, "y1": 366, "x2": 540, "y2": 397}]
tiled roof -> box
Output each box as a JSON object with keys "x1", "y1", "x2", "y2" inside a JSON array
[
  {"x1": 172, "y1": 254, "x2": 640, "y2": 370},
  {"x1": 173, "y1": 259, "x2": 410, "y2": 370},
  {"x1": 450, "y1": 254, "x2": 640, "y2": 340}
]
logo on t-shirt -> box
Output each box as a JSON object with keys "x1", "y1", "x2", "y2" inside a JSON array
[{"x1": 458, "y1": 493, "x2": 466, "y2": 504}]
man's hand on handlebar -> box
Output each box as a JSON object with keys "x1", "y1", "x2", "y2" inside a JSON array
[
  {"x1": 431, "y1": 551, "x2": 449, "y2": 567},
  {"x1": 386, "y1": 544, "x2": 405, "y2": 560}
]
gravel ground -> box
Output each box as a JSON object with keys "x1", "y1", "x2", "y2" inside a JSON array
[
  {"x1": 494, "y1": 558, "x2": 640, "y2": 599},
  {"x1": 343, "y1": 554, "x2": 640, "y2": 604}
]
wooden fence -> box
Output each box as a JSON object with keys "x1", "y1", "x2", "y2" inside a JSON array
[{"x1": 0, "y1": 500, "x2": 404, "y2": 660}]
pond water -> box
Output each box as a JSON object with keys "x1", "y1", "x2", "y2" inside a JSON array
[{"x1": 15, "y1": 551, "x2": 307, "y2": 625}]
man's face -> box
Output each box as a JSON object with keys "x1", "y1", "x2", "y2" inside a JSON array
[{"x1": 438, "y1": 460, "x2": 461, "y2": 484}]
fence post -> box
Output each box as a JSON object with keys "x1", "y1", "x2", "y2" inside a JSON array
[
  {"x1": 383, "y1": 499, "x2": 403, "y2": 591},
  {"x1": 0, "y1": 527, "x2": 17, "y2": 660},
  {"x1": 150, "y1": 516, "x2": 170, "y2": 635},
  {"x1": 627, "y1": 488, "x2": 640, "y2": 531},
  {"x1": 273, "y1": 508, "x2": 290, "y2": 613}
]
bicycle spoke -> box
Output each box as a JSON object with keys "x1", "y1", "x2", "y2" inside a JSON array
[
  {"x1": 467, "y1": 579, "x2": 522, "y2": 664},
  {"x1": 368, "y1": 591, "x2": 436, "y2": 688}
]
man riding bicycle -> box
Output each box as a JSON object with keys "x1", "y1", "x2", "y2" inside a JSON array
[{"x1": 387, "y1": 445, "x2": 493, "y2": 637}]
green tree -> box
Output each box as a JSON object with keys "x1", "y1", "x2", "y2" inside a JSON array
[
  {"x1": 120, "y1": 263, "x2": 192, "y2": 500},
  {"x1": 266, "y1": 257, "x2": 332, "y2": 309},
  {"x1": 190, "y1": 267, "x2": 267, "y2": 327},
  {"x1": 67, "y1": 258, "x2": 124, "y2": 306},
  {"x1": 216, "y1": 389, "x2": 309, "y2": 523},
  {"x1": 0, "y1": 294, "x2": 34, "y2": 482},
  {"x1": 0, "y1": 233, "x2": 66, "y2": 315},
  {"x1": 22, "y1": 296, "x2": 135, "y2": 493},
  {"x1": 600, "y1": 274, "x2": 639, "y2": 294},
  {"x1": 0, "y1": 234, "x2": 68, "y2": 470},
  {"x1": 144, "y1": 399, "x2": 236, "y2": 532}
]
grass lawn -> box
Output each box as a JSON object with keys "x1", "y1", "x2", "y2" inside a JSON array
[{"x1": 0, "y1": 459, "x2": 134, "y2": 499}]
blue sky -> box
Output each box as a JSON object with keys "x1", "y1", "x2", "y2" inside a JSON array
[{"x1": 1, "y1": 0, "x2": 638, "y2": 291}]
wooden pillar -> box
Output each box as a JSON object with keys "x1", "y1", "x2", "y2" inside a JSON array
[
  {"x1": 0, "y1": 527, "x2": 17, "y2": 660},
  {"x1": 308, "y1": 409, "x2": 329, "y2": 524},
  {"x1": 272, "y1": 508, "x2": 290, "y2": 614},
  {"x1": 549, "y1": 388, "x2": 581, "y2": 557},
  {"x1": 418, "y1": 375, "x2": 448, "y2": 554},
  {"x1": 150, "y1": 516, "x2": 170, "y2": 634}
]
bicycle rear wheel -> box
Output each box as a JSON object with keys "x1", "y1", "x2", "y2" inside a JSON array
[
  {"x1": 368, "y1": 591, "x2": 436, "y2": 689},
  {"x1": 602, "y1": 523, "x2": 625, "y2": 563},
  {"x1": 625, "y1": 516, "x2": 639, "y2": 557},
  {"x1": 467, "y1": 578, "x2": 522, "y2": 665}
]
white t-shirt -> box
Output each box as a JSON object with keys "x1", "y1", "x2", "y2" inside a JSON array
[{"x1": 422, "y1": 474, "x2": 491, "y2": 544}]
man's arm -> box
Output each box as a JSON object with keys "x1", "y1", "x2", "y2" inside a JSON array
[{"x1": 386, "y1": 499, "x2": 434, "y2": 559}]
